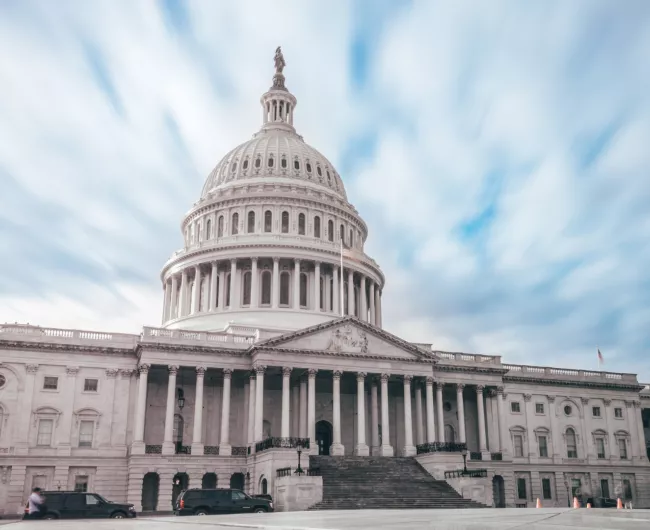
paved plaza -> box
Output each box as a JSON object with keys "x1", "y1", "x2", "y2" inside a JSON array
[{"x1": 6, "y1": 509, "x2": 650, "y2": 529}]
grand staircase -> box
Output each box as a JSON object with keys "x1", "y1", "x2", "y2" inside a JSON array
[{"x1": 308, "y1": 456, "x2": 487, "y2": 510}]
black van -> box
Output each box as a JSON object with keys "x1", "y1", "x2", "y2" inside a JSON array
[
  {"x1": 175, "y1": 488, "x2": 273, "y2": 516},
  {"x1": 24, "y1": 491, "x2": 136, "y2": 520}
]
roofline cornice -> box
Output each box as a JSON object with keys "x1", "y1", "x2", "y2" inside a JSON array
[
  {"x1": 503, "y1": 375, "x2": 645, "y2": 392},
  {"x1": 0, "y1": 340, "x2": 136, "y2": 357}
]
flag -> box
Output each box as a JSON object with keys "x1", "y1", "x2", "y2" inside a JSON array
[{"x1": 598, "y1": 349, "x2": 604, "y2": 364}]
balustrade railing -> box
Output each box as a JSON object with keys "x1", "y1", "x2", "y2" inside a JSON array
[
  {"x1": 145, "y1": 445, "x2": 162, "y2": 454},
  {"x1": 232, "y1": 446, "x2": 248, "y2": 456},
  {"x1": 255, "y1": 437, "x2": 310, "y2": 453},
  {"x1": 276, "y1": 467, "x2": 292, "y2": 478},
  {"x1": 444, "y1": 469, "x2": 488, "y2": 479},
  {"x1": 490, "y1": 452, "x2": 503, "y2": 461},
  {"x1": 415, "y1": 442, "x2": 467, "y2": 454},
  {"x1": 470, "y1": 452, "x2": 483, "y2": 460},
  {"x1": 204, "y1": 446, "x2": 219, "y2": 455},
  {"x1": 176, "y1": 445, "x2": 191, "y2": 455}
]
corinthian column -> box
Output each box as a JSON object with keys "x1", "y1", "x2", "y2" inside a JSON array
[
  {"x1": 436, "y1": 382, "x2": 445, "y2": 442},
  {"x1": 331, "y1": 370, "x2": 344, "y2": 455},
  {"x1": 191, "y1": 366, "x2": 206, "y2": 454},
  {"x1": 369, "y1": 281, "x2": 376, "y2": 325},
  {"x1": 192, "y1": 266, "x2": 201, "y2": 314},
  {"x1": 170, "y1": 274, "x2": 178, "y2": 319},
  {"x1": 456, "y1": 384, "x2": 466, "y2": 443},
  {"x1": 347, "y1": 269, "x2": 354, "y2": 316},
  {"x1": 209, "y1": 262, "x2": 218, "y2": 311},
  {"x1": 307, "y1": 369, "x2": 317, "y2": 453},
  {"x1": 294, "y1": 259, "x2": 301, "y2": 308},
  {"x1": 371, "y1": 377, "x2": 380, "y2": 454},
  {"x1": 415, "y1": 381, "x2": 424, "y2": 445},
  {"x1": 332, "y1": 265, "x2": 340, "y2": 315},
  {"x1": 272, "y1": 258, "x2": 280, "y2": 309},
  {"x1": 360, "y1": 275, "x2": 367, "y2": 321},
  {"x1": 355, "y1": 372, "x2": 370, "y2": 456},
  {"x1": 380, "y1": 373, "x2": 394, "y2": 456},
  {"x1": 314, "y1": 261, "x2": 321, "y2": 310},
  {"x1": 425, "y1": 377, "x2": 436, "y2": 442},
  {"x1": 281, "y1": 367, "x2": 292, "y2": 438},
  {"x1": 219, "y1": 368, "x2": 233, "y2": 455},
  {"x1": 476, "y1": 385, "x2": 487, "y2": 453},
  {"x1": 251, "y1": 258, "x2": 259, "y2": 308},
  {"x1": 131, "y1": 364, "x2": 150, "y2": 454},
  {"x1": 402, "y1": 375, "x2": 416, "y2": 456},
  {"x1": 253, "y1": 365, "x2": 266, "y2": 443},
  {"x1": 162, "y1": 365, "x2": 179, "y2": 455}
]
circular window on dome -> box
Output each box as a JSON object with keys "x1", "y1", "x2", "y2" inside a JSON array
[
  {"x1": 443, "y1": 401, "x2": 452, "y2": 412},
  {"x1": 564, "y1": 405, "x2": 572, "y2": 416},
  {"x1": 0, "y1": 374, "x2": 5, "y2": 388},
  {"x1": 306, "y1": 162, "x2": 312, "y2": 173}
]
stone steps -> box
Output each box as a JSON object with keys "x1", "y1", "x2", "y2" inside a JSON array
[{"x1": 308, "y1": 455, "x2": 487, "y2": 511}]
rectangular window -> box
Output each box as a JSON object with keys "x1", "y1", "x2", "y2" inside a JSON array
[
  {"x1": 74, "y1": 476, "x2": 89, "y2": 493},
  {"x1": 511, "y1": 402, "x2": 521, "y2": 413},
  {"x1": 538, "y1": 436, "x2": 548, "y2": 457},
  {"x1": 600, "y1": 479, "x2": 610, "y2": 499},
  {"x1": 517, "y1": 477, "x2": 527, "y2": 500},
  {"x1": 78, "y1": 421, "x2": 94, "y2": 447},
  {"x1": 618, "y1": 439, "x2": 628, "y2": 459},
  {"x1": 623, "y1": 479, "x2": 632, "y2": 500},
  {"x1": 614, "y1": 407, "x2": 623, "y2": 418},
  {"x1": 83, "y1": 379, "x2": 98, "y2": 392},
  {"x1": 596, "y1": 438, "x2": 605, "y2": 459},
  {"x1": 514, "y1": 435, "x2": 524, "y2": 457},
  {"x1": 542, "y1": 478, "x2": 552, "y2": 499},
  {"x1": 592, "y1": 406, "x2": 601, "y2": 417},
  {"x1": 535, "y1": 403, "x2": 544, "y2": 414},
  {"x1": 43, "y1": 376, "x2": 58, "y2": 390},
  {"x1": 37, "y1": 419, "x2": 53, "y2": 446}
]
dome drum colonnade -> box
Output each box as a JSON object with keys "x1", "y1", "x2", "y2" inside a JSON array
[{"x1": 160, "y1": 48, "x2": 384, "y2": 332}]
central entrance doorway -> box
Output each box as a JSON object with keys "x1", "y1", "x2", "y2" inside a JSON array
[{"x1": 315, "y1": 420, "x2": 333, "y2": 455}]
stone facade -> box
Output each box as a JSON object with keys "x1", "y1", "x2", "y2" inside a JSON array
[{"x1": 1, "y1": 50, "x2": 649, "y2": 514}]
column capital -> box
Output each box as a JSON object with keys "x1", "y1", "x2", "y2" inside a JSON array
[
  {"x1": 248, "y1": 371, "x2": 256, "y2": 381},
  {"x1": 403, "y1": 374, "x2": 413, "y2": 384},
  {"x1": 138, "y1": 364, "x2": 150, "y2": 375},
  {"x1": 254, "y1": 364, "x2": 267, "y2": 375},
  {"x1": 307, "y1": 368, "x2": 318, "y2": 378},
  {"x1": 230, "y1": 258, "x2": 237, "y2": 265},
  {"x1": 105, "y1": 368, "x2": 119, "y2": 378},
  {"x1": 273, "y1": 257, "x2": 280, "y2": 263},
  {"x1": 435, "y1": 380, "x2": 445, "y2": 389},
  {"x1": 66, "y1": 366, "x2": 80, "y2": 376},
  {"x1": 523, "y1": 393, "x2": 532, "y2": 402},
  {"x1": 425, "y1": 376, "x2": 434, "y2": 386},
  {"x1": 356, "y1": 372, "x2": 367, "y2": 382},
  {"x1": 581, "y1": 397, "x2": 590, "y2": 405},
  {"x1": 603, "y1": 398, "x2": 611, "y2": 406},
  {"x1": 633, "y1": 400, "x2": 641, "y2": 408},
  {"x1": 168, "y1": 365, "x2": 179, "y2": 375},
  {"x1": 223, "y1": 368, "x2": 233, "y2": 379},
  {"x1": 282, "y1": 366, "x2": 293, "y2": 377},
  {"x1": 476, "y1": 384, "x2": 485, "y2": 393},
  {"x1": 333, "y1": 370, "x2": 343, "y2": 380},
  {"x1": 194, "y1": 264, "x2": 201, "y2": 272},
  {"x1": 625, "y1": 400, "x2": 633, "y2": 408},
  {"x1": 295, "y1": 258, "x2": 301, "y2": 265},
  {"x1": 196, "y1": 366, "x2": 207, "y2": 376},
  {"x1": 456, "y1": 383, "x2": 465, "y2": 391},
  {"x1": 251, "y1": 257, "x2": 258, "y2": 264},
  {"x1": 119, "y1": 368, "x2": 135, "y2": 379},
  {"x1": 496, "y1": 385, "x2": 505, "y2": 394},
  {"x1": 380, "y1": 373, "x2": 390, "y2": 383}
]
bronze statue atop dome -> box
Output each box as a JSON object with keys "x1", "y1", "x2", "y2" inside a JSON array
[{"x1": 274, "y1": 46, "x2": 286, "y2": 75}]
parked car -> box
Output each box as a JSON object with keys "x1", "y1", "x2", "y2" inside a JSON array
[
  {"x1": 23, "y1": 491, "x2": 136, "y2": 520},
  {"x1": 252, "y1": 494, "x2": 273, "y2": 502},
  {"x1": 175, "y1": 488, "x2": 274, "y2": 516}
]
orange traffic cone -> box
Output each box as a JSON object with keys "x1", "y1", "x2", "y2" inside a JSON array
[
  {"x1": 617, "y1": 497, "x2": 623, "y2": 509},
  {"x1": 586, "y1": 503, "x2": 591, "y2": 508},
  {"x1": 536, "y1": 498, "x2": 542, "y2": 508},
  {"x1": 573, "y1": 497, "x2": 580, "y2": 508}
]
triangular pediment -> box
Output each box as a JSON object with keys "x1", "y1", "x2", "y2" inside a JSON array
[{"x1": 254, "y1": 317, "x2": 437, "y2": 361}]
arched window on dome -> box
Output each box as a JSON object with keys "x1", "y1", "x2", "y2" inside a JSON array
[
  {"x1": 225, "y1": 273, "x2": 231, "y2": 307},
  {"x1": 281, "y1": 156, "x2": 287, "y2": 169},
  {"x1": 339, "y1": 224, "x2": 345, "y2": 243},
  {"x1": 247, "y1": 211, "x2": 255, "y2": 233},
  {"x1": 281, "y1": 211, "x2": 289, "y2": 234},
  {"x1": 264, "y1": 211, "x2": 272, "y2": 233},
  {"x1": 241, "y1": 271, "x2": 252, "y2": 306},
  {"x1": 298, "y1": 213, "x2": 306, "y2": 235},
  {"x1": 268, "y1": 156, "x2": 274, "y2": 168},
  {"x1": 217, "y1": 216, "x2": 224, "y2": 238},
  {"x1": 243, "y1": 158, "x2": 249, "y2": 170},
  {"x1": 206, "y1": 218, "x2": 212, "y2": 240},
  {"x1": 294, "y1": 159, "x2": 300, "y2": 171},
  {"x1": 306, "y1": 162, "x2": 312, "y2": 174},
  {"x1": 260, "y1": 270, "x2": 271, "y2": 306},
  {"x1": 231, "y1": 161, "x2": 237, "y2": 172},
  {"x1": 328, "y1": 220, "x2": 334, "y2": 242},
  {"x1": 314, "y1": 216, "x2": 321, "y2": 238},
  {"x1": 299, "y1": 273, "x2": 308, "y2": 308},
  {"x1": 231, "y1": 213, "x2": 239, "y2": 235},
  {"x1": 255, "y1": 156, "x2": 261, "y2": 169},
  {"x1": 280, "y1": 272, "x2": 290, "y2": 306},
  {"x1": 326, "y1": 170, "x2": 331, "y2": 185},
  {"x1": 317, "y1": 165, "x2": 322, "y2": 177},
  {"x1": 349, "y1": 228, "x2": 354, "y2": 248}
]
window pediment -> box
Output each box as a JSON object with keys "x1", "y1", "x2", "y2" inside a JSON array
[
  {"x1": 591, "y1": 429, "x2": 608, "y2": 445},
  {"x1": 533, "y1": 426, "x2": 550, "y2": 441},
  {"x1": 32, "y1": 406, "x2": 61, "y2": 426},
  {"x1": 73, "y1": 408, "x2": 102, "y2": 426},
  {"x1": 614, "y1": 429, "x2": 630, "y2": 439}
]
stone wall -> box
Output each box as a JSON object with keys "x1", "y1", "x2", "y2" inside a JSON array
[
  {"x1": 415, "y1": 452, "x2": 464, "y2": 479},
  {"x1": 446, "y1": 475, "x2": 493, "y2": 506},
  {"x1": 274, "y1": 475, "x2": 323, "y2": 512}
]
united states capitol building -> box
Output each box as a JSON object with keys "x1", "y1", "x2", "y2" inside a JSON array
[{"x1": 1, "y1": 50, "x2": 649, "y2": 515}]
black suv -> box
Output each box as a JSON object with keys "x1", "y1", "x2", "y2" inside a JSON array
[
  {"x1": 175, "y1": 488, "x2": 274, "y2": 516},
  {"x1": 24, "y1": 491, "x2": 136, "y2": 519}
]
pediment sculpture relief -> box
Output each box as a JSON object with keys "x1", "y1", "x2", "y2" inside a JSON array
[{"x1": 326, "y1": 324, "x2": 369, "y2": 354}]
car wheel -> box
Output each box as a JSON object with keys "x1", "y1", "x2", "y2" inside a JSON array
[
  {"x1": 194, "y1": 509, "x2": 208, "y2": 516},
  {"x1": 111, "y1": 511, "x2": 127, "y2": 519},
  {"x1": 254, "y1": 508, "x2": 267, "y2": 513},
  {"x1": 44, "y1": 514, "x2": 58, "y2": 520}
]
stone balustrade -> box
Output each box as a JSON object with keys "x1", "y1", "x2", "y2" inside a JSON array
[
  {"x1": 0, "y1": 324, "x2": 138, "y2": 346},
  {"x1": 142, "y1": 326, "x2": 255, "y2": 347},
  {"x1": 503, "y1": 363, "x2": 638, "y2": 384}
]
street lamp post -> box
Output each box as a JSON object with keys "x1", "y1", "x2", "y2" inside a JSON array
[
  {"x1": 295, "y1": 449, "x2": 304, "y2": 475},
  {"x1": 461, "y1": 447, "x2": 468, "y2": 474}
]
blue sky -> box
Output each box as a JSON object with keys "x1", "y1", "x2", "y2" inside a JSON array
[{"x1": 0, "y1": 0, "x2": 649, "y2": 381}]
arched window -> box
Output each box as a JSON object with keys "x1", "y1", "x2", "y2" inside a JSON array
[
  {"x1": 261, "y1": 477, "x2": 268, "y2": 495},
  {"x1": 255, "y1": 157, "x2": 261, "y2": 168},
  {"x1": 566, "y1": 428, "x2": 577, "y2": 458},
  {"x1": 281, "y1": 211, "x2": 289, "y2": 233},
  {"x1": 231, "y1": 213, "x2": 239, "y2": 235},
  {"x1": 328, "y1": 220, "x2": 334, "y2": 242},
  {"x1": 261, "y1": 270, "x2": 272, "y2": 305},
  {"x1": 300, "y1": 273, "x2": 308, "y2": 307},
  {"x1": 298, "y1": 213, "x2": 306, "y2": 235},
  {"x1": 173, "y1": 414, "x2": 184, "y2": 444},
  {"x1": 231, "y1": 161, "x2": 237, "y2": 172},
  {"x1": 280, "y1": 272, "x2": 290, "y2": 306},
  {"x1": 317, "y1": 165, "x2": 322, "y2": 176},
  {"x1": 206, "y1": 219, "x2": 212, "y2": 240},
  {"x1": 268, "y1": 156, "x2": 274, "y2": 168},
  {"x1": 444, "y1": 424, "x2": 456, "y2": 443},
  {"x1": 225, "y1": 273, "x2": 231, "y2": 307},
  {"x1": 314, "y1": 216, "x2": 321, "y2": 238},
  {"x1": 247, "y1": 211, "x2": 255, "y2": 233},
  {"x1": 350, "y1": 228, "x2": 354, "y2": 247},
  {"x1": 264, "y1": 210, "x2": 272, "y2": 232},
  {"x1": 281, "y1": 157, "x2": 287, "y2": 169},
  {"x1": 242, "y1": 271, "x2": 252, "y2": 306},
  {"x1": 294, "y1": 159, "x2": 300, "y2": 170},
  {"x1": 339, "y1": 224, "x2": 345, "y2": 242},
  {"x1": 306, "y1": 162, "x2": 312, "y2": 174},
  {"x1": 217, "y1": 216, "x2": 224, "y2": 237},
  {"x1": 243, "y1": 159, "x2": 249, "y2": 170}
]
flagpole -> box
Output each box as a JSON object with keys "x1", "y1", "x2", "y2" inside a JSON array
[{"x1": 340, "y1": 238, "x2": 344, "y2": 317}]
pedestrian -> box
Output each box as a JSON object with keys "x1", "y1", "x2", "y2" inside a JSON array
[{"x1": 26, "y1": 487, "x2": 45, "y2": 519}]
